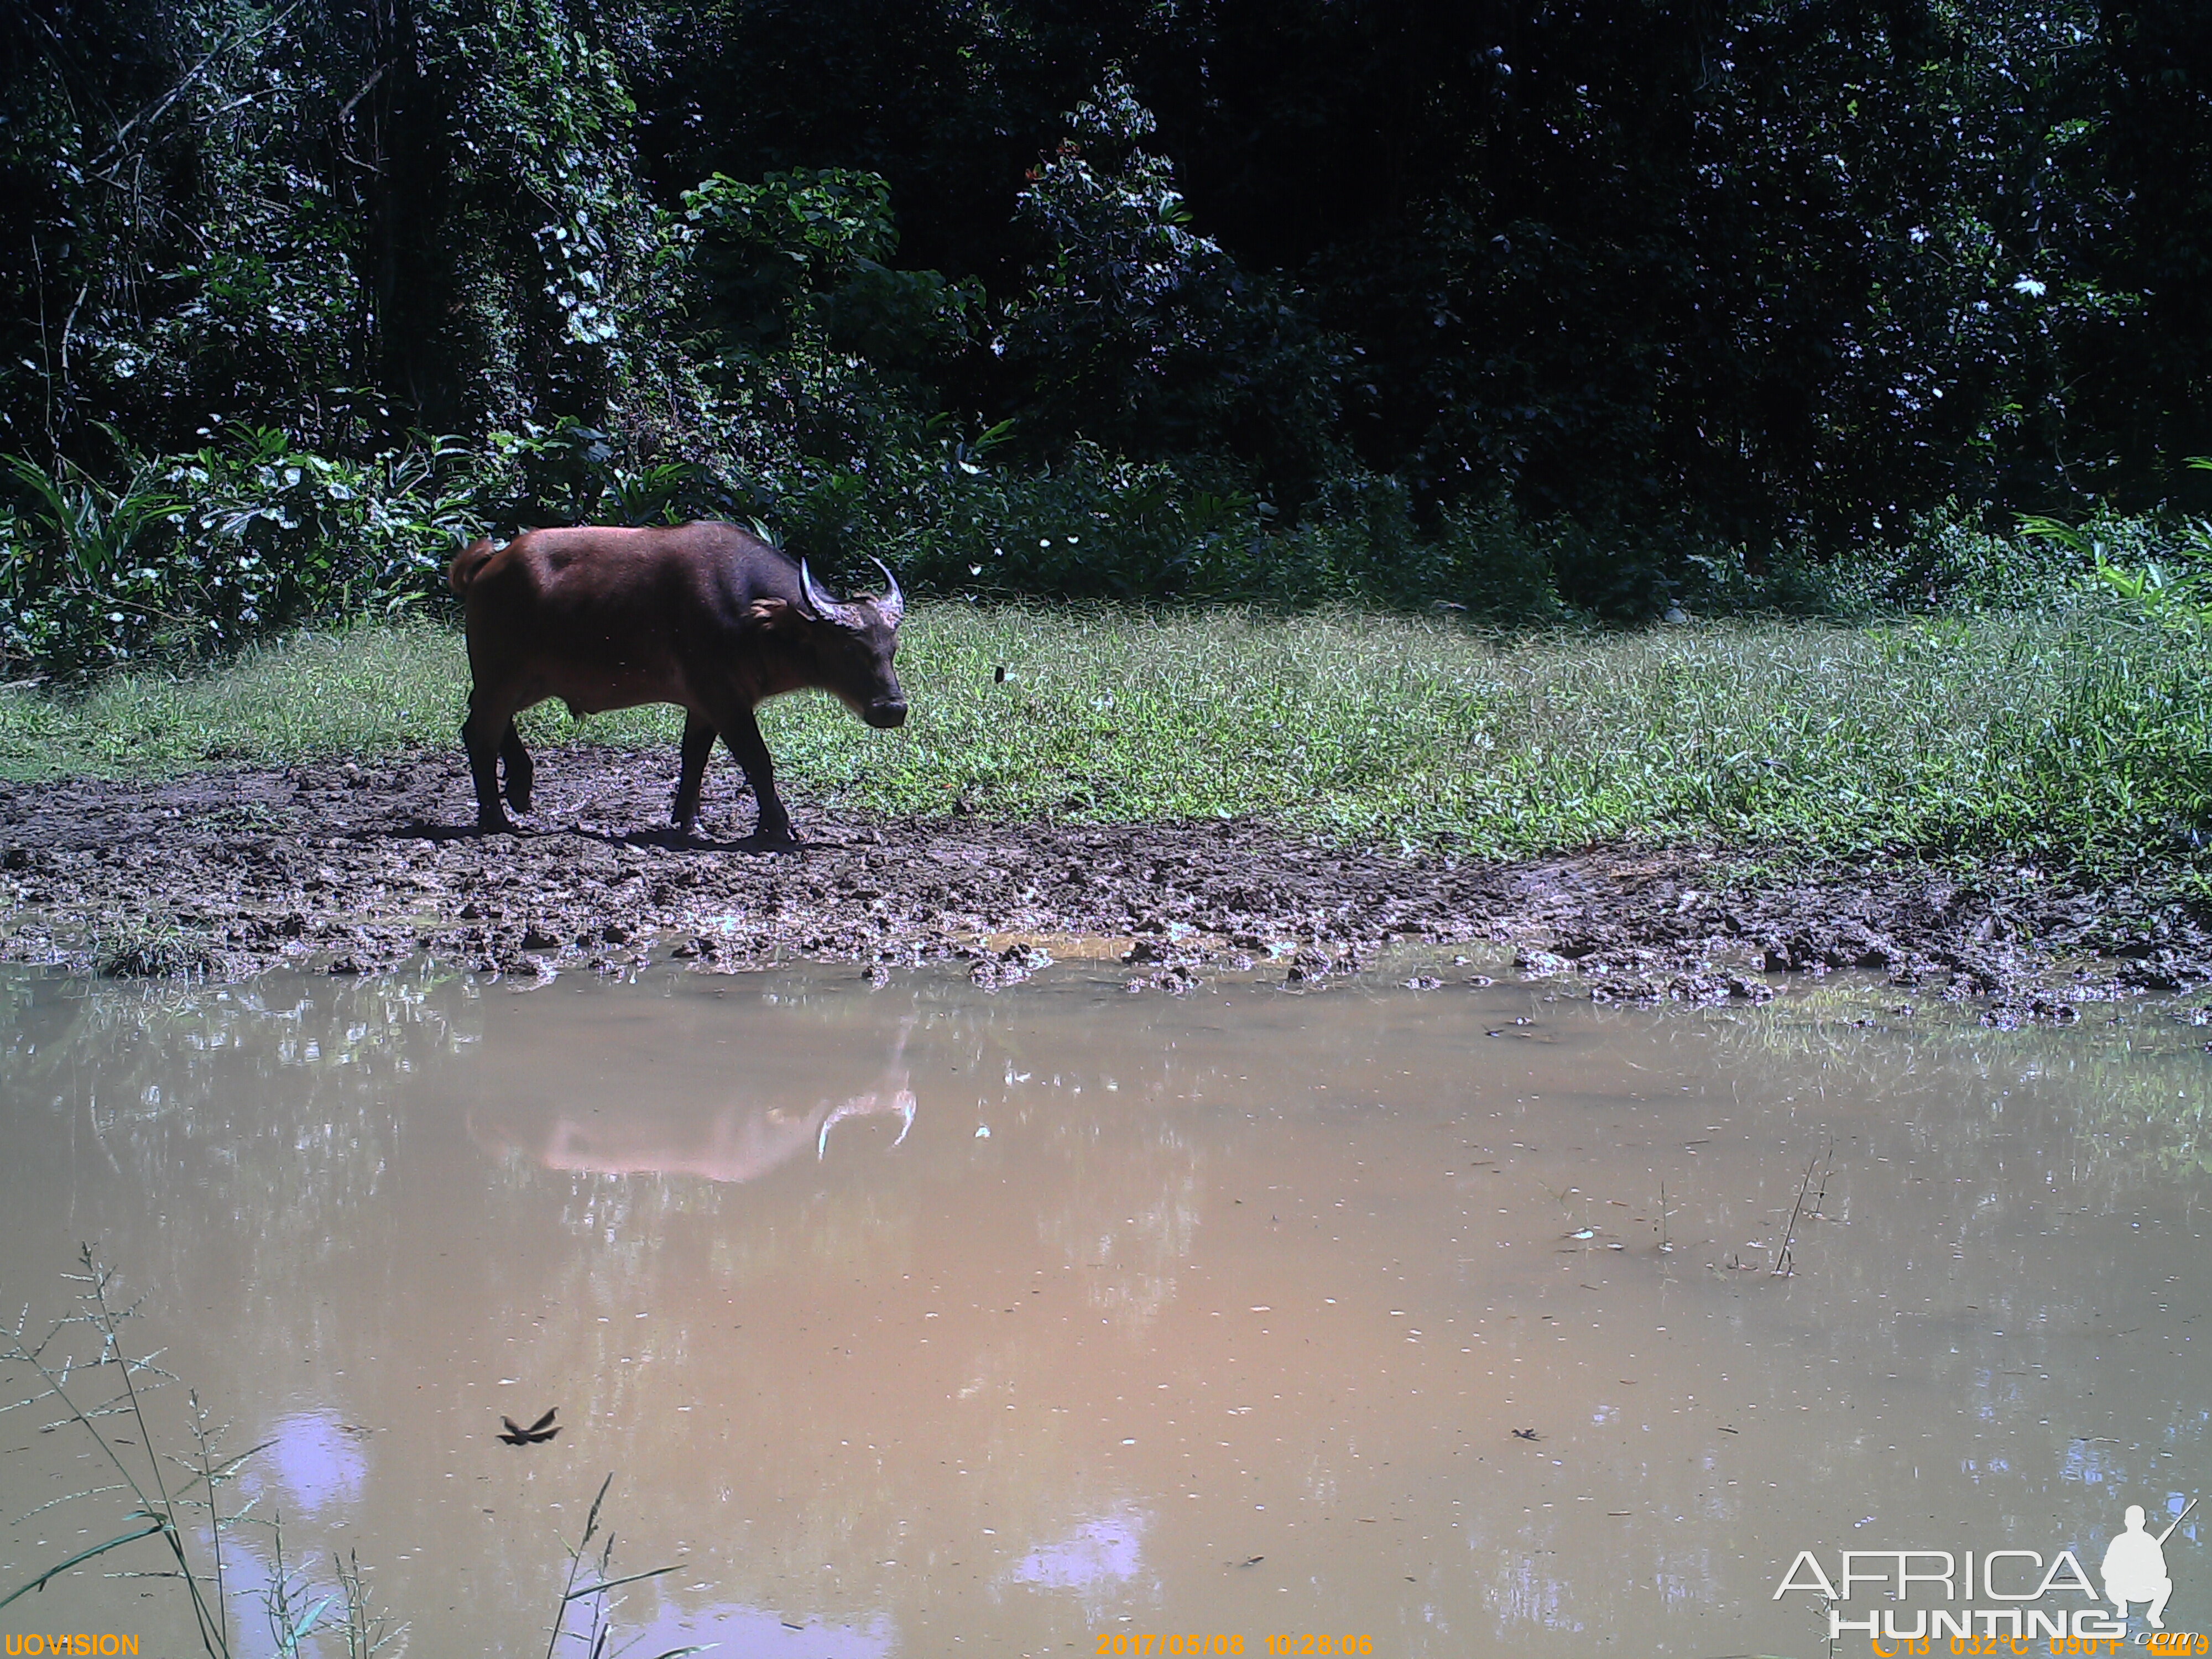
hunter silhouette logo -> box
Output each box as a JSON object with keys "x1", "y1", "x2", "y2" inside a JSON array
[
  {"x1": 2104, "y1": 1500, "x2": 2195, "y2": 1629},
  {"x1": 1775, "y1": 1496, "x2": 2199, "y2": 1642}
]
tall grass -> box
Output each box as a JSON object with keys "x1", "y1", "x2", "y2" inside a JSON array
[
  {"x1": 2, "y1": 1248, "x2": 279, "y2": 1656},
  {"x1": 3, "y1": 606, "x2": 2208, "y2": 870},
  {"x1": 0, "y1": 623, "x2": 471, "y2": 775}
]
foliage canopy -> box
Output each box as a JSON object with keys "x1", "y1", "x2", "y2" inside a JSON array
[{"x1": 3, "y1": 0, "x2": 2210, "y2": 668}]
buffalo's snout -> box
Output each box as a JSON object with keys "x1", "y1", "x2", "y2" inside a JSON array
[{"x1": 864, "y1": 698, "x2": 909, "y2": 729}]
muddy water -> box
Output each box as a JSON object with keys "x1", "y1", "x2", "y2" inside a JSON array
[{"x1": 3, "y1": 959, "x2": 2209, "y2": 1658}]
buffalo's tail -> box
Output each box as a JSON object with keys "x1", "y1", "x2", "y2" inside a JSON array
[{"x1": 448, "y1": 536, "x2": 499, "y2": 596}]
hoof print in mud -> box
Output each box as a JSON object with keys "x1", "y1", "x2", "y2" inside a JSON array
[
  {"x1": 1285, "y1": 945, "x2": 1357, "y2": 985},
  {"x1": 970, "y1": 942, "x2": 1052, "y2": 990},
  {"x1": 1125, "y1": 962, "x2": 1201, "y2": 995},
  {"x1": 1514, "y1": 948, "x2": 1571, "y2": 978}
]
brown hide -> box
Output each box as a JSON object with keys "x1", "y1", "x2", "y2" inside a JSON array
[{"x1": 449, "y1": 523, "x2": 905, "y2": 839}]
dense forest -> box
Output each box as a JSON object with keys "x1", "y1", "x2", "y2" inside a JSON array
[{"x1": 4, "y1": 0, "x2": 2211, "y2": 671}]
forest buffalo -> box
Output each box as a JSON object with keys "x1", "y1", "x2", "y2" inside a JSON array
[{"x1": 448, "y1": 522, "x2": 906, "y2": 842}]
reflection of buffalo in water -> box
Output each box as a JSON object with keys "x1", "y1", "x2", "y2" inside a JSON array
[{"x1": 469, "y1": 1026, "x2": 916, "y2": 1185}]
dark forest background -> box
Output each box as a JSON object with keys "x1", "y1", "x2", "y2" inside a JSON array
[{"x1": 5, "y1": 0, "x2": 2211, "y2": 670}]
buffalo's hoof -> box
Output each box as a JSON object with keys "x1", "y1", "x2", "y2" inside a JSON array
[{"x1": 475, "y1": 814, "x2": 523, "y2": 835}]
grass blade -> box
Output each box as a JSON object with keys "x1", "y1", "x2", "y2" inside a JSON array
[
  {"x1": 289, "y1": 1592, "x2": 335, "y2": 1644},
  {"x1": 0, "y1": 1513, "x2": 166, "y2": 1608},
  {"x1": 561, "y1": 1563, "x2": 680, "y2": 1601}
]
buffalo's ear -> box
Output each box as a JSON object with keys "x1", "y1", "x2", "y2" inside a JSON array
[{"x1": 745, "y1": 596, "x2": 799, "y2": 632}]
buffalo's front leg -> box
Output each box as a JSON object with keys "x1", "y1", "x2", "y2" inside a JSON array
[
  {"x1": 714, "y1": 703, "x2": 797, "y2": 847},
  {"x1": 671, "y1": 711, "x2": 717, "y2": 832},
  {"x1": 498, "y1": 720, "x2": 534, "y2": 812}
]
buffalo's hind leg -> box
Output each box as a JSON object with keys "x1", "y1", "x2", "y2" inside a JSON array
[
  {"x1": 671, "y1": 711, "x2": 716, "y2": 833},
  {"x1": 499, "y1": 720, "x2": 534, "y2": 812},
  {"x1": 462, "y1": 690, "x2": 522, "y2": 832}
]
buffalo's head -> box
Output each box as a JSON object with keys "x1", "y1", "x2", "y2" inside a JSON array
[{"x1": 795, "y1": 557, "x2": 907, "y2": 728}]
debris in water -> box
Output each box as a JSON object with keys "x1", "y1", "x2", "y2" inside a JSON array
[{"x1": 498, "y1": 1406, "x2": 559, "y2": 1446}]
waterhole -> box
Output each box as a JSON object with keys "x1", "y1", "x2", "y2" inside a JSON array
[{"x1": 2, "y1": 959, "x2": 2206, "y2": 1655}]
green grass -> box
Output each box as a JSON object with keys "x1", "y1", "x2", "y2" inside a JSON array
[
  {"x1": 0, "y1": 623, "x2": 473, "y2": 774},
  {"x1": 4, "y1": 605, "x2": 2210, "y2": 869}
]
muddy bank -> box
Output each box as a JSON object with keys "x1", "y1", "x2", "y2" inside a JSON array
[{"x1": 2, "y1": 748, "x2": 2207, "y2": 1017}]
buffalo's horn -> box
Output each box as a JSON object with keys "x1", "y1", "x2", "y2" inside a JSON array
[
  {"x1": 816, "y1": 1087, "x2": 917, "y2": 1160},
  {"x1": 870, "y1": 556, "x2": 905, "y2": 625},
  {"x1": 797, "y1": 558, "x2": 855, "y2": 626},
  {"x1": 818, "y1": 1097, "x2": 865, "y2": 1161}
]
